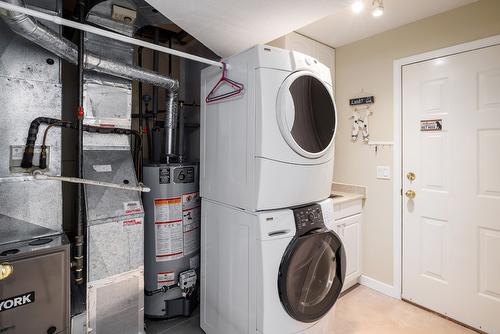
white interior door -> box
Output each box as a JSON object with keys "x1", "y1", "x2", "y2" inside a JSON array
[{"x1": 402, "y1": 43, "x2": 500, "y2": 333}]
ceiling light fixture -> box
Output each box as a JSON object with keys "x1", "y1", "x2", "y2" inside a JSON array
[
  {"x1": 372, "y1": 0, "x2": 384, "y2": 17},
  {"x1": 351, "y1": 1, "x2": 364, "y2": 14}
]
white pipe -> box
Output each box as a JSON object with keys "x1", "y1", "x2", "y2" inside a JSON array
[
  {"x1": 32, "y1": 171, "x2": 151, "y2": 192},
  {"x1": 0, "y1": 176, "x2": 35, "y2": 183},
  {"x1": 0, "y1": 1, "x2": 224, "y2": 68}
]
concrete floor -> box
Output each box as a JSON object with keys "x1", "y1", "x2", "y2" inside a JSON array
[
  {"x1": 146, "y1": 285, "x2": 475, "y2": 334},
  {"x1": 145, "y1": 308, "x2": 203, "y2": 334}
]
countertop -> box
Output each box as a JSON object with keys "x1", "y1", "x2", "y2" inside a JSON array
[
  {"x1": 330, "y1": 182, "x2": 367, "y2": 205},
  {"x1": 331, "y1": 191, "x2": 364, "y2": 205}
]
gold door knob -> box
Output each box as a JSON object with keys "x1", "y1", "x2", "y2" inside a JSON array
[
  {"x1": 405, "y1": 190, "x2": 416, "y2": 199},
  {"x1": 407, "y1": 172, "x2": 416, "y2": 181},
  {"x1": 0, "y1": 263, "x2": 13, "y2": 280}
]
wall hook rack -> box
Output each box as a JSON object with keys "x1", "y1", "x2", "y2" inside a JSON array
[{"x1": 367, "y1": 140, "x2": 393, "y2": 153}]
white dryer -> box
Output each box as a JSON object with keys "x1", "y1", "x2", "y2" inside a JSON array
[
  {"x1": 201, "y1": 198, "x2": 345, "y2": 334},
  {"x1": 201, "y1": 45, "x2": 337, "y2": 211}
]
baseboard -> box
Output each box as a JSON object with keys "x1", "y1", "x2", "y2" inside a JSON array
[{"x1": 359, "y1": 275, "x2": 400, "y2": 299}]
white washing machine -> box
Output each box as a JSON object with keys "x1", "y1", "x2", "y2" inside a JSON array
[
  {"x1": 201, "y1": 45, "x2": 337, "y2": 211},
  {"x1": 201, "y1": 198, "x2": 345, "y2": 334}
]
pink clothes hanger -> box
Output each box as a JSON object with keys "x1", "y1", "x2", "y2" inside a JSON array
[{"x1": 205, "y1": 63, "x2": 244, "y2": 103}]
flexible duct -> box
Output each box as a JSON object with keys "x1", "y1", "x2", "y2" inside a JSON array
[{"x1": 1, "y1": 0, "x2": 179, "y2": 157}]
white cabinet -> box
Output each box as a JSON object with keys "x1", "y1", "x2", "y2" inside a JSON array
[
  {"x1": 333, "y1": 198, "x2": 363, "y2": 291},
  {"x1": 336, "y1": 213, "x2": 362, "y2": 291}
]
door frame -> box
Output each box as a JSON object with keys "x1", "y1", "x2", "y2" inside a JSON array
[{"x1": 392, "y1": 34, "x2": 500, "y2": 299}]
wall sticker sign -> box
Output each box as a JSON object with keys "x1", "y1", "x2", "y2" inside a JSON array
[
  {"x1": 349, "y1": 96, "x2": 374, "y2": 106},
  {"x1": 420, "y1": 119, "x2": 443, "y2": 131}
]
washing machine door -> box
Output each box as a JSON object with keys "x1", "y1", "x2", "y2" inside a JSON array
[
  {"x1": 276, "y1": 71, "x2": 337, "y2": 159},
  {"x1": 278, "y1": 229, "x2": 345, "y2": 323}
]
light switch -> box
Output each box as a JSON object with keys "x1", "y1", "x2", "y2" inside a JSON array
[{"x1": 376, "y1": 166, "x2": 391, "y2": 180}]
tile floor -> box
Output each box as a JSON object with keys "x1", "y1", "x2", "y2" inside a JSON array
[
  {"x1": 323, "y1": 286, "x2": 475, "y2": 334},
  {"x1": 146, "y1": 285, "x2": 475, "y2": 334}
]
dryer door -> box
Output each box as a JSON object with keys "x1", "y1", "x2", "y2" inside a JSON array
[
  {"x1": 277, "y1": 71, "x2": 336, "y2": 159},
  {"x1": 278, "y1": 230, "x2": 345, "y2": 323}
]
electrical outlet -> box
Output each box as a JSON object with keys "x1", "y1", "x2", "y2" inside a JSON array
[{"x1": 376, "y1": 166, "x2": 391, "y2": 180}]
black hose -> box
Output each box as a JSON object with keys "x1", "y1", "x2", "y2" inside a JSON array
[
  {"x1": 20, "y1": 117, "x2": 142, "y2": 173},
  {"x1": 20, "y1": 117, "x2": 71, "y2": 168}
]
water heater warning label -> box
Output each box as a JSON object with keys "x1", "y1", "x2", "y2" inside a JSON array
[
  {"x1": 183, "y1": 205, "x2": 200, "y2": 255},
  {"x1": 154, "y1": 197, "x2": 183, "y2": 262},
  {"x1": 182, "y1": 192, "x2": 200, "y2": 255},
  {"x1": 153, "y1": 193, "x2": 200, "y2": 262},
  {"x1": 157, "y1": 272, "x2": 176, "y2": 289},
  {"x1": 154, "y1": 198, "x2": 181, "y2": 222},
  {"x1": 182, "y1": 192, "x2": 200, "y2": 208}
]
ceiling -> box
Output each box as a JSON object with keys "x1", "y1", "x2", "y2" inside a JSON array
[
  {"x1": 145, "y1": 0, "x2": 477, "y2": 58},
  {"x1": 298, "y1": 0, "x2": 478, "y2": 48},
  {"x1": 145, "y1": 0, "x2": 349, "y2": 58}
]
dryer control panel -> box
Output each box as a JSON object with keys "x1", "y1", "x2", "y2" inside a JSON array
[{"x1": 293, "y1": 204, "x2": 325, "y2": 236}]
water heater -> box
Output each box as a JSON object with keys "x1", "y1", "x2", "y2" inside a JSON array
[{"x1": 143, "y1": 163, "x2": 200, "y2": 318}]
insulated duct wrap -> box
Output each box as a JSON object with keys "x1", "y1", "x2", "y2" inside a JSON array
[
  {"x1": 0, "y1": 0, "x2": 179, "y2": 133},
  {"x1": 84, "y1": 54, "x2": 179, "y2": 91},
  {"x1": 1, "y1": 0, "x2": 78, "y2": 60}
]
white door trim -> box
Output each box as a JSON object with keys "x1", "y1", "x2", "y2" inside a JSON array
[{"x1": 392, "y1": 34, "x2": 500, "y2": 299}]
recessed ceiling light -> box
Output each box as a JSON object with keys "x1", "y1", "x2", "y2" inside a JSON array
[
  {"x1": 351, "y1": 1, "x2": 364, "y2": 14},
  {"x1": 372, "y1": 0, "x2": 384, "y2": 17}
]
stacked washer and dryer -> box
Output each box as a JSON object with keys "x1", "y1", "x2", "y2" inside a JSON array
[{"x1": 200, "y1": 45, "x2": 346, "y2": 334}]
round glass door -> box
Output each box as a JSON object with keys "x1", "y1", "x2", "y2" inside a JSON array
[
  {"x1": 278, "y1": 230, "x2": 345, "y2": 322},
  {"x1": 277, "y1": 71, "x2": 337, "y2": 158}
]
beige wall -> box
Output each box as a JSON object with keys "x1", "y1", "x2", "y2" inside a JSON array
[{"x1": 334, "y1": 0, "x2": 500, "y2": 285}]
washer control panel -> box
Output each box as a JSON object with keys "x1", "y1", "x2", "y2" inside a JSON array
[{"x1": 293, "y1": 204, "x2": 325, "y2": 236}]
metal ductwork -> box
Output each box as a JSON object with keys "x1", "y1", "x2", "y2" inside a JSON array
[
  {"x1": 0, "y1": 0, "x2": 179, "y2": 91},
  {"x1": 0, "y1": 0, "x2": 179, "y2": 158},
  {"x1": 164, "y1": 90, "x2": 178, "y2": 158}
]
